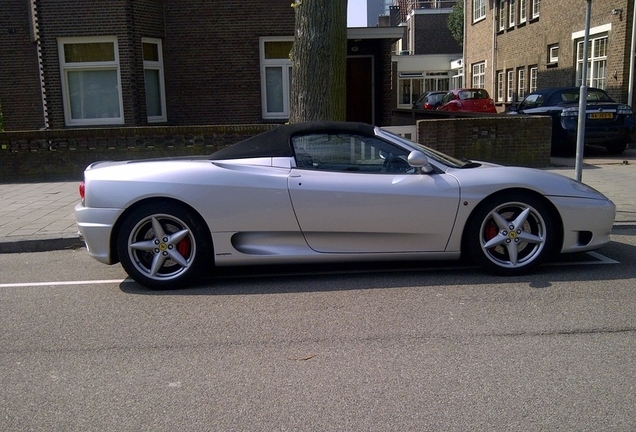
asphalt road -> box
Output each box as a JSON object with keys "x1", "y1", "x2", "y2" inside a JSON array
[{"x1": 1, "y1": 229, "x2": 635, "y2": 431}]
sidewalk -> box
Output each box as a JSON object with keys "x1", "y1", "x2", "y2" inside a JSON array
[{"x1": 1, "y1": 149, "x2": 635, "y2": 254}]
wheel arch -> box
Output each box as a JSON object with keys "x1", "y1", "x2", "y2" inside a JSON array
[
  {"x1": 460, "y1": 188, "x2": 564, "y2": 257},
  {"x1": 109, "y1": 197, "x2": 213, "y2": 265}
]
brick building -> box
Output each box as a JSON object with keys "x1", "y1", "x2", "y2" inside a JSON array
[
  {"x1": 391, "y1": 1, "x2": 463, "y2": 108},
  {"x1": 463, "y1": 0, "x2": 635, "y2": 111},
  {"x1": 0, "y1": 0, "x2": 402, "y2": 131}
]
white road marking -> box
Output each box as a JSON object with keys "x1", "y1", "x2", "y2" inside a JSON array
[
  {"x1": 0, "y1": 279, "x2": 130, "y2": 288},
  {"x1": 546, "y1": 251, "x2": 619, "y2": 266},
  {"x1": 585, "y1": 251, "x2": 620, "y2": 264}
]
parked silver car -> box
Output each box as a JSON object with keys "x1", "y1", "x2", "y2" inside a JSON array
[{"x1": 75, "y1": 121, "x2": 615, "y2": 289}]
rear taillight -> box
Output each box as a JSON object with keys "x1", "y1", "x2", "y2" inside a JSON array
[
  {"x1": 79, "y1": 181, "x2": 85, "y2": 205},
  {"x1": 617, "y1": 104, "x2": 633, "y2": 115}
]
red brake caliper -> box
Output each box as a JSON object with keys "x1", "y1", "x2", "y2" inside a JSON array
[
  {"x1": 485, "y1": 221, "x2": 498, "y2": 245},
  {"x1": 177, "y1": 237, "x2": 191, "y2": 258}
]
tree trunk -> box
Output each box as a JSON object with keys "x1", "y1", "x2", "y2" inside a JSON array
[{"x1": 289, "y1": 0, "x2": 348, "y2": 123}]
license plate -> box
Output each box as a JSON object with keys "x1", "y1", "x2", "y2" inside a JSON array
[{"x1": 589, "y1": 112, "x2": 613, "y2": 119}]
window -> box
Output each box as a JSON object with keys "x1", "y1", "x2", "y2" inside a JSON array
[
  {"x1": 142, "y1": 38, "x2": 166, "y2": 122},
  {"x1": 517, "y1": 68, "x2": 526, "y2": 101},
  {"x1": 472, "y1": 62, "x2": 486, "y2": 88},
  {"x1": 497, "y1": 71, "x2": 504, "y2": 102},
  {"x1": 473, "y1": 0, "x2": 486, "y2": 21},
  {"x1": 576, "y1": 35, "x2": 608, "y2": 89},
  {"x1": 260, "y1": 37, "x2": 293, "y2": 119},
  {"x1": 399, "y1": 73, "x2": 424, "y2": 107},
  {"x1": 519, "y1": 0, "x2": 527, "y2": 23},
  {"x1": 507, "y1": 70, "x2": 514, "y2": 102},
  {"x1": 399, "y1": 72, "x2": 449, "y2": 108},
  {"x1": 509, "y1": 0, "x2": 516, "y2": 27},
  {"x1": 548, "y1": 44, "x2": 559, "y2": 63},
  {"x1": 532, "y1": 0, "x2": 540, "y2": 18},
  {"x1": 498, "y1": 0, "x2": 505, "y2": 31},
  {"x1": 291, "y1": 133, "x2": 412, "y2": 174},
  {"x1": 451, "y1": 67, "x2": 463, "y2": 90},
  {"x1": 529, "y1": 66, "x2": 538, "y2": 92},
  {"x1": 58, "y1": 37, "x2": 123, "y2": 126}
]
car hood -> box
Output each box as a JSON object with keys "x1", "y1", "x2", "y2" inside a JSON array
[{"x1": 446, "y1": 164, "x2": 610, "y2": 201}]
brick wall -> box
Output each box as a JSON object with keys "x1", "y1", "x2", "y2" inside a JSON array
[
  {"x1": 163, "y1": 0, "x2": 294, "y2": 125},
  {"x1": 413, "y1": 13, "x2": 462, "y2": 55},
  {"x1": 0, "y1": 124, "x2": 274, "y2": 182},
  {"x1": 417, "y1": 116, "x2": 552, "y2": 167}
]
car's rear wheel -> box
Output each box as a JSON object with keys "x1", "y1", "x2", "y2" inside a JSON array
[
  {"x1": 605, "y1": 140, "x2": 627, "y2": 155},
  {"x1": 467, "y1": 193, "x2": 557, "y2": 275},
  {"x1": 117, "y1": 202, "x2": 210, "y2": 289}
]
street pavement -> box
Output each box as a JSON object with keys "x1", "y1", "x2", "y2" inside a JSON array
[{"x1": 0, "y1": 149, "x2": 634, "y2": 254}]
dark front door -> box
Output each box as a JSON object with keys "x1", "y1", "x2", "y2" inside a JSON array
[{"x1": 346, "y1": 56, "x2": 373, "y2": 124}]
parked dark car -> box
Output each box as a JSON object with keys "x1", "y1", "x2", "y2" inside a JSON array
[
  {"x1": 437, "y1": 88, "x2": 497, "y2": 113},
  {"x1": 412, "y1": 91, "x2": 446, "y2": 110},
  {"x1": 508, "y1": 87, "x2": 634, "y2": 155}
]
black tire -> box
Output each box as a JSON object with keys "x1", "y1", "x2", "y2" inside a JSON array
[
  {"x1": 605, "y1": 140, "x2": 627, "y2": 155},
  {"x1": 466, "y1": 193, "x2": 557, "y2": 276},
  {"x1": 117, "y1": 202, "x2": 211, "y2": 289}
]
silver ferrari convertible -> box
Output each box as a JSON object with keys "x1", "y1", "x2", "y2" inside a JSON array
[{"x1": 75, "y1": 121, "x2": 615, "y2": 289}]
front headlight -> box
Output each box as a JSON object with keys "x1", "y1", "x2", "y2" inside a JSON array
[{"x1": 571, "y1": 180, "x2": 605, "y2": 197}]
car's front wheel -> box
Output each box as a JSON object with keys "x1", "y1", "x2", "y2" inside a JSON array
[
  {"x1": 466, "y1": 193, "x2": 558, "y2": 275},
  {"x1": 117, "y1": 202, "x2": 211, "y2": 289},
  {"x1": 605, "y1": 140, "x2": 627, "y2": 155}
]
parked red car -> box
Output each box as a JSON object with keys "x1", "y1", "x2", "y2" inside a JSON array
[{"x1": 437, "y1": 88, "x2": 497, "y2": 113}]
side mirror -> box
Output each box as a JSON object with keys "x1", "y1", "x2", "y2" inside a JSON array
[{"x1": 407, "y1": 150, "x2": 434, "y2": 174}]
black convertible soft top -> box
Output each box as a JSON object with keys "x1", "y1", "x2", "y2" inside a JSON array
[{"x1": 209, "y1": 121, "x2": 377, "y2": 160}]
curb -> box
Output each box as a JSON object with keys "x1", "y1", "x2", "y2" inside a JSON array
[{"x1": 0, "y1": 237, "x2": 84, "y2": 254}]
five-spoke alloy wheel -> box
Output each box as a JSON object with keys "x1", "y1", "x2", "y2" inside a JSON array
[
  {"x1": 117, "y1": 202, "x2": 210, "y2": 289},
  {"x1": 467, "y1": 193, "x2": 557, "y2": 275}
]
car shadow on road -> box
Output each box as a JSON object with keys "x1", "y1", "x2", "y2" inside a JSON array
[{"x1": 118, "y1": 237, "x2": 636, "y2": 296}]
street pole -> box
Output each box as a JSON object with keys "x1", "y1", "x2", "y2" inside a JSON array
[{"x1": 575, "y1": 0, "x2": 592, "y2": 182}]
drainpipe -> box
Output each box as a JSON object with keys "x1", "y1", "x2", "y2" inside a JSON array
[
  {"x1": 492, "y1": 1, "x2": 497, "y2": 104},
  {"x1": 28, "y1": 0, "x2": 49, "y2": 129},
  {"x1": 629, "y1": 2, "x2": 636, "y2": 107}
]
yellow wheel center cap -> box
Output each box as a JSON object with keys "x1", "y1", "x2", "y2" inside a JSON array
[
  {"x1": 509, "y1": 231, "x2": 517, "y2": 239},
  {"x1": 159, "y1": 243, "x2": 168, "y2": 251}
]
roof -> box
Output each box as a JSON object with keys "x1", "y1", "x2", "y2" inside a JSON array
[{"x1": 209, "y1": 121, "x2": 377, "y2": 160}]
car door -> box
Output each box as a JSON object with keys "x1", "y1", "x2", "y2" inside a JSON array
[{"x1": 287, "y1": 132, "x2": 461, "y2": 253}]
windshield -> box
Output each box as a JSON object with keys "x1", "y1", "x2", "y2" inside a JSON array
[{"x1": 376, "y1": 128, "x2": 469, "y2": 169}]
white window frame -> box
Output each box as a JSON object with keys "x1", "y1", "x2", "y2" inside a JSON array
[
  {"x1": 529, "y1": 66, "x2": 538, "y2": 92},
  {"x1": 58, "y1": 36, "x2": 124, "y2": 126},
  {"x1": 142, "y1": 38, "x2": 167, "y2": 123},
  {"x1": 576, "y1": 34, "x2": 608, "y2": 89},
  {"x1": 473, "y1": 0, "x2": 486, "y2": 22},
  {"x1": 549, "y1": 45, "x2": 559, "y2": 63},
  {"x1": 259, "y1": 36, "x2": 293, "y2": 120},
  {"x1": 519, "y1": 0, "x2": 527, "y2": 23},
  {"x1": 398, "y1": 73, "x2": 424, "y2": 108},
  {"x1": 507, "y1": 70, "x2": 514, "y2": 102},
  {"x1": 497, "y1": 71, "x2": 504, "y2": 102},
  {"x1": 517, "y1": 68, "x2": 526, "y2": 101},
  {"x1": 472, "y1": 62, "x2": 486, "y2": 88},
  {"x1": 532, "y1": 0, "x2": 540, "y2": 19},
  {"x1": 508, "y1": 0, "x2": 516, "y2": 27},
  {"x1": 498, "y1": 0, "x2": 505, "y2": 31}
]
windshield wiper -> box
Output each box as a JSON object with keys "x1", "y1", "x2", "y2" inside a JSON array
[{"x1": 460, "y1": 158, "x2": 482, "y2": 168}]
